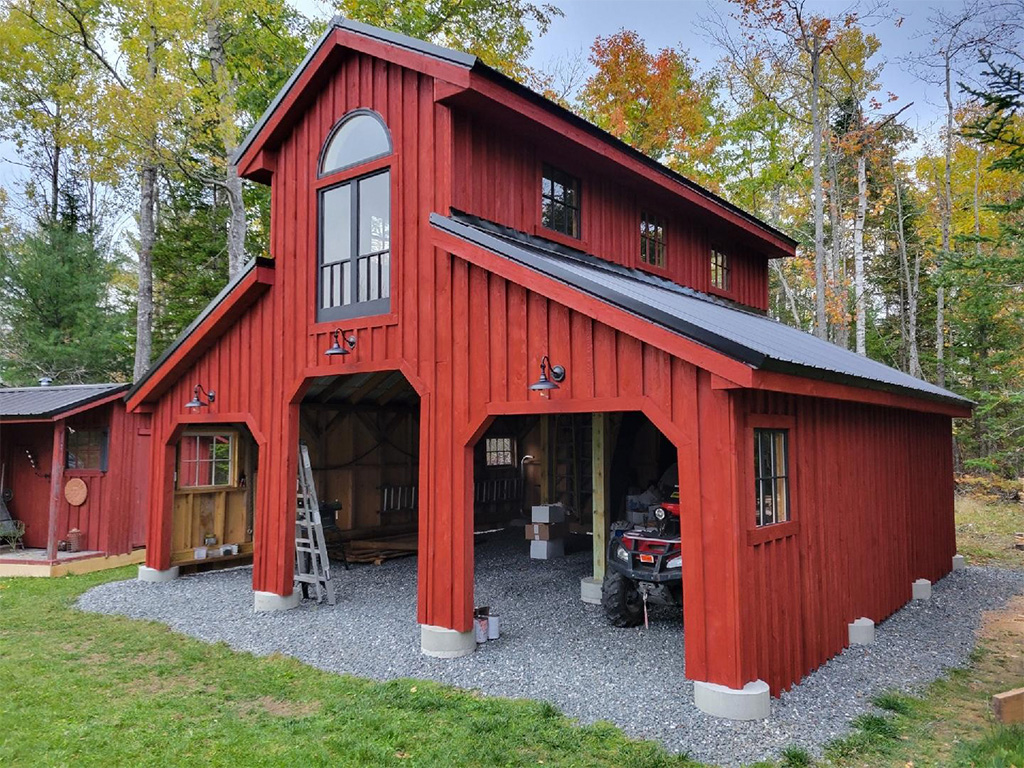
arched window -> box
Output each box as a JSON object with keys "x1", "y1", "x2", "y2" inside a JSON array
[
  {"x1": 318, "y1": 110, "x2": 392, "y2": 320},
  {"x1": 319, "y1": 110, "x2": 392, "y2": 176}
]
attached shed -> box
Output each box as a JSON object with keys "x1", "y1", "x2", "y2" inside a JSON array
[
  {"x1": 126, "y1": 17, "x2": 971, "y2": 718},
  {"x1": 0, "y1": 384, "x2": 150, "y2": 574}
]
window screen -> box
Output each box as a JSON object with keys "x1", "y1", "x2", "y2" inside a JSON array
[
  {"x1": 485, "y1": 437, "x2": 516, "y2": 467},
  {"x1": 754, "y1": 428, "x2": 789, "y2": 527},
  {"x1": 640, "y1": 212, "x2": 666, "y2": 268},
  {"x1": 711, "y1": 248, "x2": 731, "y2": 291},
  {"x1": 66, "y1": 429, "x2": 108, "y2": 471},
  {"x1": 541, "y1": 164, "x2": 581, "y2": 238}
]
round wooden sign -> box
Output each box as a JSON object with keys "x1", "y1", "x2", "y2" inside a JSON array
[{"x1": 64, "y1": 478, "x2": 88, "y2": 507}]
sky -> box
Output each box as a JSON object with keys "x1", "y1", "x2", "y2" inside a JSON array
[{"x1": 0, "y1": 0, "x2": 1004, "y2": 222}]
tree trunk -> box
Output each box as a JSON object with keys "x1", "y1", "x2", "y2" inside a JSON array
[
  {"x1": 811, "y1": 38, "x2": 827, "y2": 340},
  {"x1": 828, "y1": 137, "x2": 846, "y2": 347},
  {"x1": 206, "y1": 4, "x2": 246, "y2": 278},
  {"x1": 893, "y1": 163, "x2": 922, "y2": 378},
  {"x1": 973, "y1": 143, "x2": 983, "y2": 260},
  {"x1": 854, "y1": 153, "x2": 867, "y2": 355},
  {"x1": 133, "y1": 28, "x2": 158, "y2": 382},
  {"x1": 937, "y1": 52, "x2": 953, "y2": 388}
]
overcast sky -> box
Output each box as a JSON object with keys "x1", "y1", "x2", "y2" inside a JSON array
[{"x1": 0, "y1": 0, "x2": 1003, "y2": 223}]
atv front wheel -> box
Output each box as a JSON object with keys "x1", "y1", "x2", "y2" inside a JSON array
[{"x1": 601, "y1": 570, "x2": 643, "y2": 627}]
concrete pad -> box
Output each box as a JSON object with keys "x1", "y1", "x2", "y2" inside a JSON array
[
  {"x1": 848, "y1": 617, "x2": 875, "y2": 645},
  {"x1": 580, "y1": 576, "x2": 602, "y2": 605},
  {"x1": 952, "y1": 554, "x2": 966, "y2": 571},
  {"x1": 693, "y1": 679, "x2": 770, "y2": 720},
  {"x1": 253, "y1": 589, "x2": 301, "y2": 612},
  {"x1": 421, "y1": 624, "x2": 476, "y2": 658},
  {"x1": 912, "y1": 578, "x2": 932, "y2": 601},
  {"x1": 138, "y1": 565, "x2": 179, "y2": 583}
]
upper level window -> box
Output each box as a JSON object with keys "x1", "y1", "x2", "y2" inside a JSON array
[
  {"x1": 640, "y1": 212, "x2": 666, "y2": 268},
  {"x1": 66, "y1": 428, "x2": 108, "y2": 471},
  {"x1": 711, "y1": 248, "x2": 730, "y2": 291},
  {"x1": 541, "y1": 164, "x2": 581, "y2": 239},
  {"x1": 754, "y1": 428, "x2": 789, "y2": 527},
  {"x1": 320, "y1": 110, "x2": 391, "y2": 176},
  {"x1": 318, "y1": 110, "x2": 392, "y2": 321},
  {"x1": 177, "y1": 432, "x2": 235, "y2": 489}
]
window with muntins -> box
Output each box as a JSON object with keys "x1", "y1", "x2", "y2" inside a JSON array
[
  {"x1": 177, "y1": 433, "x2": 235, "y2": 489},
  {"x1": 711, "y1": 248, "x2": 730, "y2": 291},
  {"x1": 640, "y1": 212, "x2": 666, "y2": 268},
  {"x1": 318, "y1": 110, "x2": 392, "y2": 321},
  {"x1": 485, "y1": 437, "x2": 516, "y2": 467},
  {"x1": 541, "y1": 164, "x2": 581, "y2": 238},
  {"x1": 754, "y1": 428, "x2": 789, "y2": 526},
  {"x1": 66, "y1": 428, "x2": 108, "y2": 471}
]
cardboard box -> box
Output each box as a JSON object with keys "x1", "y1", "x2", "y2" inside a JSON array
[
  {"x1": 531, "y1": 504, "x2": 566, "y2": 524},
  {"x1": 568, "y1": 521, "x2": 592, "y2": 535},
  {"x1": 530, "y1": 539, "x2": 564, "y2": 559},
  {"x1": 525, "y1": 522, "x2": 568, "y2": 541}
]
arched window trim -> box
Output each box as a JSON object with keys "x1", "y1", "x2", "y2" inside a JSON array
[{"x1": 318, "y1": 108, "x2": 393, "y2": 178}]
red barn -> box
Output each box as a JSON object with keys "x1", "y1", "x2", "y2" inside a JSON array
[
  {"x1": 0, "y1": 383, "x2": 150, "y2": 576},
  {"x1": 126, "y1": 18, "x2": 971, "y2": 718}
]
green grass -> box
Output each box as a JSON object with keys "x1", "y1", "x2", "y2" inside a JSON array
[
  {"x1": 0, "y1": 568, "x2": 699, "y2": 768},
  {"x1": 955, "y1": 495, "x2": 1024, "y2": 569}
]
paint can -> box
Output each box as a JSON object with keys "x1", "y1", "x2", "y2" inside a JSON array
[
  {"x1": 475, "y1": 616, "x2": 489, "y2": 644},
  {"x1": 487, "y1": 614, "x2": 500, "y2": 640}
]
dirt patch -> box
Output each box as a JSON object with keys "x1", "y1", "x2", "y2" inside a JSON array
[
  {"x1": 81, "y1": 652, "x2": 111, "y2": 665},
  {"x1": 236, "y1": 696, "x2": 322, "y2": 720},
  {"x1": 131, "y1": 649, "x2": 179, "y2": 666},
  {"x1": 124, "y1": 673, "x2": 201, "y2": 698}
]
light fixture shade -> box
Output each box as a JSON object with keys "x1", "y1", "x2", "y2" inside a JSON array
[
  {"x1": 529, "y1": 374, "x2": 559, "y2": 391},
  {"x1": 185, "y1": 384, "x2": 214, "y2": 409},
  {"x1": 325, "y1": 329, "x2": 352, "y2": 356},
  {"x1": 529, "y1": 356, "x2": 565, "y2": 391},
  {"x1": 185, "y1": 394, "x2": 205, "y2": 409}
]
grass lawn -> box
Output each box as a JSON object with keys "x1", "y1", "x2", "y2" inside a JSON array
[{"x1": 0, "y1": 494, "x2": 1021, "y2": 768}]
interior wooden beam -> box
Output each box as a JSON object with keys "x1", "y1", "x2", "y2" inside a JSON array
[
  {"x1": 377, "y1": 375, "x2": 415, "y2": 406},
  {"x1": 349, "y1": 371, "x2": 394, "y2": 404}
]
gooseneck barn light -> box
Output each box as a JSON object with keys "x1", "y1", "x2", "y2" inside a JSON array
[
  {"x1": 529, "y1": 355, "x2": 566, "y2": 391},
  {"x1": 185, "y1": 384, "x2": 216, "y2": 409},
  {"x1": 324, "y1": 329, "x2": 357, "y2": 356}
]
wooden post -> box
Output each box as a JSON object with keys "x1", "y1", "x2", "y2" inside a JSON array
[
  {"x1": 592, "y1": 412, "x2": 609, "y2": 580},
  {"x1": 46, "y1": 420, "x2": 67, "y2": 561},
  {"x1": 992, "y1": 687, "x2": 1024, "y2": 724},
  {"x1": 538, "y1": 415, "x2": 550, "y2": 503}
]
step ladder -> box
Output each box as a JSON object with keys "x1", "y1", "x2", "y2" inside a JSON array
[{"x1": 295, "y1": 441, "x2": 336, "y2": 605}]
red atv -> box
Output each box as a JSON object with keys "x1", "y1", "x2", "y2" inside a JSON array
[{"x1": 602, "y1": 501, "x2": 682, "y2": 627}]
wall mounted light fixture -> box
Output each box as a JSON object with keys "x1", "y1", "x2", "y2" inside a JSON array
[
  {"x1": 529, "y1": 356, "x2": 566, "y2": 391},
  {"x1": 325, "y1": 329, "x2": 357, "y2": 356},
  {"x1": 185, "y1": 384, "x2": 216, "y2": 409}
]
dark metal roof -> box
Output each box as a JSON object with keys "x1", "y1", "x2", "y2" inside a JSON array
[
  {"x1": 431, "y1": 212, "x2": 971, "y2": 408},
  {"x1": 126, "y1": 259, "x2": 258, "y2": 401},
  {"x1": 233, "y1": 16, "x2": 796, "y2": 251},
  {"x1": 0, "y1": 383, "x2": 129, "y2": 419}
]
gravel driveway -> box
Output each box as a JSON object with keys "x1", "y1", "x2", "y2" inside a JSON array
[{"x1": 79, "y1": 531, "x2": 1024, "y2": 766}]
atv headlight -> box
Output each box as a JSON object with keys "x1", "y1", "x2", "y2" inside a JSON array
[
  {"x1": 616, "y1": 543, "x2": 630, "y2": 562},
  {"x1": 667, "y1": 555, "x2": 682, "y2": 569},
  {"x1": 653, "y1": 507, "x2": 666, "y2": 521}
]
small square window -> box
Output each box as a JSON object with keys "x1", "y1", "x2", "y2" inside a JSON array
[
  {"x1": 485, "y1": 437, "x2": 516, "y2": 467},
  {"x1": 177, "y1": 433, "x2": 235, "y2": 489},
  {"x1": 754, "y1": 429, "x2": 789, "y2": 527},
  {"x1": 66, "y1": 429, "x2": 108, "y2": 471},
  {"x1": 640, "y1": 212, "x2": 666, "y2": 268},
  {"x1": 541, "y1": 165, "x2": 581, "y2": 238},
  {"x1": 711, "y1": 248, "x2": 731, "y2": 291}
]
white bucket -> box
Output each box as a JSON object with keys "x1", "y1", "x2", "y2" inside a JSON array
[
  {"x1": 487, "y1": 614, "x2": 500, "y2": 640},
  {"x1": 475, "y1": 616, "x2": 488, "y2": 644}
]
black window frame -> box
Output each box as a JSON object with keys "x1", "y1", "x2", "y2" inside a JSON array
[
  {"x1": 317, "y1": 168, "x2": 392, "y2": 322},
  {"x1": 541, "y1": 164, "x2": 581, "y2": 239},
  {"x1": 711, "y1": 247, "x2": 731, "y2": 292},
  {"x1": 640, "y1": 211, "x2": 667, "y2": 268},
  {"x1": 753, "y1": 428, "x2": 790, "y2": 527},
  {"x1": 65, "y1": 428, "x2": 109, "y2": 471},
  {"x1": 318, "y1": 109, "x2": 393, "y2": 178}
]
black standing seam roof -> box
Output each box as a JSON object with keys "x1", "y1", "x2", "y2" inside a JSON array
[
  {"x1": 430, "y1": 212, "x2": 971, "y2": 409},
  {"x1": 0, "y1": 383, "x2": 129, "y2": 419},
  {"x1": 233, "y1": 15, "x2": 796, "y2": 251},
  {"x1": 125, "y1": 259, "x2": 259, "y2": 401}
]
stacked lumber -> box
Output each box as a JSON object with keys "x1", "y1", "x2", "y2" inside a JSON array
[{"x1": 338, "y1": 533, "x2": 418, "y2": 565}]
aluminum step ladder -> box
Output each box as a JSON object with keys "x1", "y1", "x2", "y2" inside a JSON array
[{"x1": 295, "y1": 441, "x2": 336, "y2": 605}]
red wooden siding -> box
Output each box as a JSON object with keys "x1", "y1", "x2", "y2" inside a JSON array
[
  {"x1": 450, "y1": 112, "x2": 771, "y2": 310},
  {"x1": 734, "y1": 391, "x2": 955, "y2": 694},
  {"x1": 135, "y1": 41, "x2": 959, "y2": 697},
  {"x1": 0, "y1": 404, "x2": 150, "y2": 554}
]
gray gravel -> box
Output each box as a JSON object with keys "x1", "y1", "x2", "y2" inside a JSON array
[{"x1": 78, "y1": 531, "x2": 1024, "y2": 766}]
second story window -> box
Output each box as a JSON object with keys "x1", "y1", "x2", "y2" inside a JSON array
[
  {"x1": 711, "y1": 248, "x2": 730, "y2": 292},
  {"x1": 640, "y1": 212, "x2": 666, "y2": 268},
  {"x1": 318, "y1": 110, "x2": 392, "y2": 321},
  {"x1": 541, "y1": 164, "x2": 581, "y2": 239}
]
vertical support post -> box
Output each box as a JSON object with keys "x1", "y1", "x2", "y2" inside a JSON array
[
  {"x1": 592, "y1": 412, "x2": 608, "y2": 580},
  {"x1": 46, "y1": 419, "x2": 67, "y2": 561},
  {"x1": 538, "y1": 415, "x2": 550, "y2": 502}
]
